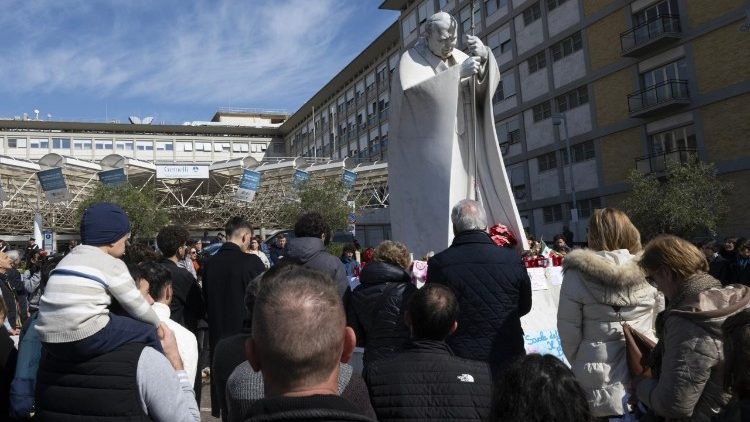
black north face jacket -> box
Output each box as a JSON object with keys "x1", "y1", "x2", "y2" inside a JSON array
[{"x1": 364, "y1": 339, "x2": 493, "y2": 421}]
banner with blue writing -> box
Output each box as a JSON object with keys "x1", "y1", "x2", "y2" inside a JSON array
[
  {"x1": 292, "y1": 169, "x2": 309, "y2": 189},
  {"x1": 98, "y1": 168, "x2": 127, "y2": 186},
  {"x1": 37, "y1": 168, "x2": 69, "y2": 203},
  {"x1": 342, "y1": 169, "x2": 358, "y2": 190},
  {"x1": 236, "y1": 169, "x2": 261, "y2": 203}
]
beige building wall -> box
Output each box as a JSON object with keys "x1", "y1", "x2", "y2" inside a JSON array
[
  {"x1": 599, "y1": 127, "x2": 641, "y2": 186},
  {"x1": 692, "y1": 24, "x2": 750, "y2": 95},
  {"x1": 684, "y1": 0, "x2": 746, "y2": 27},
  {"x1": 700, "y1": 93, "x2": 750, "y2": 163},
  {"x1": 587, "y1": 8, "x2": 627, "y2": 71}
]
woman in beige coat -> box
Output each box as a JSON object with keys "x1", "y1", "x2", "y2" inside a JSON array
[
  {"x1": 557, "y1": 208, "x2": 660, "y2": 418},
  {"x1": 636, "y1": 235, "x2": 750, "y2": 421}
]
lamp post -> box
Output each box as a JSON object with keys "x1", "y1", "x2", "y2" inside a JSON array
[{"x1": 552, "y1": 114, "x2": 578, "y2": 238}]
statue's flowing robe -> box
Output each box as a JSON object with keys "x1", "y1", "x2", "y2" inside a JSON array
[{"x1": 388, "y1": 40, "x2": 527, "y2": 256}]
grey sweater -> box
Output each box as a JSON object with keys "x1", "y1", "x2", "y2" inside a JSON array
[{"x1": 137, "y1": 346, "x2": 200, "y2": 421}]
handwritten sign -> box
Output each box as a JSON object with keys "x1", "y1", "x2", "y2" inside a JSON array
[{"x1": 524, "y1": 329, "x2": 568, "y2": 365}]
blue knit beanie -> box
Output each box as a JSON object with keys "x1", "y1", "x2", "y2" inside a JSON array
[{"x1": 80, "y1": 202, "x2": 131, "y2": 246}]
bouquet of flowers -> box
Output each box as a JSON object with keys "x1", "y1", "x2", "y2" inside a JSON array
[{"x1": 489, "y1": 223, "x2": 517, "y2": 248}]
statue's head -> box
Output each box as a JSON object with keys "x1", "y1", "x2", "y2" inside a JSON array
[{"x1": 425, "y1": 11, "x2": 457, "y2": 60}]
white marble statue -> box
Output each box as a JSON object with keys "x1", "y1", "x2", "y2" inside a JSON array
[{"x1": 388, "y1": 11, "x2": 527, "y2": 257}]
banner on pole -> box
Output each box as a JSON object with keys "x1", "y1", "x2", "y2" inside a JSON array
[
  {"x1": 37, "y1": 168, "x2": 69, "y2": 203},
  {"x1": 98, "y1": 168, "x2": 127, "y2": 186},
  {"x1": 342, "y1": 169, "x2": 358, "y2": 189},
  {"x1": 292, "y1": 169, "x2": 309, "y2": 189},
  {"x1": 236, "y1": 169, "x2": 261, "y2": 203}
]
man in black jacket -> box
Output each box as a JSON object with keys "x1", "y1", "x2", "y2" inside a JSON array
[
  {"x1": 427, "y1": 199, "x2": 532, "y2": 378},
  {"x1": 203, "y1": 217, "x2": 266, "y2": 417},
  {"x1": 365, "y1": 283, "x2": 492, "y2": 421},
  {"x1": 244, "y1": 265, "x2": 374, "y2": 421},
  {"x1": 203, "y1": 217, "x2": 265, "y2": 351},
  {"x1": 156, "y1": 225, "x2": 205, "y2": 335}
]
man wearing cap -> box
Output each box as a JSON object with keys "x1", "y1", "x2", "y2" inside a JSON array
[{"x1": 36, "y1": 202, "x2": 164, "y2": 359}]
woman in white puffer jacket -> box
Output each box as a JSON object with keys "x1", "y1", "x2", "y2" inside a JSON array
[{"x1": 557, "y1": 208, "x2": 662, "y2": 418}]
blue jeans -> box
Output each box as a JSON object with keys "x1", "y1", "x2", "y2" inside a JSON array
[{"x1": 44, "y1": 313, "x2": 162, "y2": 361}]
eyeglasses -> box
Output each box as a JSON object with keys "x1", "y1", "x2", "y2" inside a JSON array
[{"x1": 190, "y1": 250, "x2": 197, "y2": 255}]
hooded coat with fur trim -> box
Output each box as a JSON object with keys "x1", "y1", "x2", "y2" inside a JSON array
[{"x1": 557, "y1": 248, "x2": 661, "y2": 417}]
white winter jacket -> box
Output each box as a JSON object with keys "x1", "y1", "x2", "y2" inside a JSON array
[{"x1": 557, "y1": 248, "x2": 661, "y2": 417}]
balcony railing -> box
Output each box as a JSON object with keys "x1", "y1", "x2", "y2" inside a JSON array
[
  {"x1": 628, "y1": 79, "x2": 689, "y2": 117},
  {"x1": 635, "y1": 148, "x2": 696, "y2": 174},
  {"x1": 621, "y1": 14, "x2": 681, "y2": 56}
]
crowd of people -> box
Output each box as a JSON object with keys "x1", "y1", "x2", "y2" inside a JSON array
[{"x1": 0, "y1": 199, "x2": 748, "y2": 421}]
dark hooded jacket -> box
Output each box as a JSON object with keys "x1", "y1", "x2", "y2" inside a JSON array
[
  {"x1": 285, "y1": 237, "x2": 348, "y2": 296},
  {"x1": 347, "y1": 261, "x2": 416, "y2": 366}
]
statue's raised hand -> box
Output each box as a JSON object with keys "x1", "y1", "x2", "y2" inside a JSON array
[
  {"x1": 460, "y1": 56, "x2": 481, "y2": 78},
  {"x1": 465, "y1": 35, "x2": 489, "y2": 61}
]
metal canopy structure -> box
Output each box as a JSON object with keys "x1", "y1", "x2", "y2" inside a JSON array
[{"x1": 0, "y1": 155, "x2": 390, "y2": 234}]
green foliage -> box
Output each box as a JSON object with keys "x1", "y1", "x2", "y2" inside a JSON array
[
  {"x1": 275, "y1": 177, "x2": 361, "y2": 234},
  {"x1": 623, "y1": 157, "x2": 731, "y2": 240},
  {"x1": 75, "y1": 183, "x2": 170, "y2": 241}
]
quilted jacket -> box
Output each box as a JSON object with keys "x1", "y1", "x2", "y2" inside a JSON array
[
  {"x1": 557, "y1": 248, "x2": 660, "y2": 417},
  {"x1": 364, "y1": 340, "x2": 492, "y2": 421},
  {"x1": 636, "y1": 278, "x2": 750, "y2": 421},
  {"x1": 346, "y1": 261, "x2": 416, "y2": 366},
  {"x1": 426, "y1": 230, "x2": 531, "y2": 376}
]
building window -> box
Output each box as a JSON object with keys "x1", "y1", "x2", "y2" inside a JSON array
[
  {"x1": 30, "y1": 138, "x2": 49, "y2": 149},
  {"x1": 487, "y1": 26, "x2": 511, "y2": 56},
  {"x1": 633, "y1": 0, "x2": 679, "y2": 26},
  {"x1": 155, "y1": 141, "x2": 173, "y2": 151},
  {"x1": 546, "y1": 0, "x2": 569, "y2": 12},
  {"x1": 497, "y1": 118, "x2": 521, "y2": 147},
  {"x1": 555, "y1": 86, "x2": 589, "y2": 112},
  {"x1": 116, "y1": 141, "x2": 134, "y2": 151},
  {"x1": 532, "y1": 101, "x2": 552, "y2": 122},
  {"x1": 543, "y1": 204, "x2": 564, "y2": 223},
  {"x1": 561, "y1": 140, "x2": 596, "y2": 164},
  {"x1": 402, "y1": 10, "x2": 417, "y2": 35},
  {"x1": 538, "y1": 151, "x2": 557, "y2": 171},
  {"x1": 460, "y1": 4, "x2": 481, "y2": 38},
  {"x1": 493, "y1": 70, "x2": 516, "y2": 103},
  {"x1": 527, "y1": 51, "x2": 547, "y2": 74},
  {"x1": 73, "y1": 139, "x2": 92, "y2": 150},
  {"x1": 577, "y1": 197, "x2": 602, "y2": 218},
  {"x1": 522, "y1": 2, "x2": 542, "y2": 26},
  {"x1": 485, "y1": 0, "x2": 507, "y2": 16},
  {"x1": 95, "y1": 139, "x2": 113, "y2": 150},
  {"x1": 136, "y1": 141, "x2": 153, "y2": 151},
  {"x1": 551, "y1": 32, "x2": 583, "y2": 61},
  {"x1": 648, "y1": 125, "x2": 696, "y2": 154},
  {"x1": 7, "y1": 138, "x2": 26, "y2": 148},
  {"x1": 52, "y1": 137, "x2": 71, "y2": 149}
]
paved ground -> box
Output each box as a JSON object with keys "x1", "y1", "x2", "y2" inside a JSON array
[{"x1": 200, "y1": 380, "x2": 219, "y2": 421}]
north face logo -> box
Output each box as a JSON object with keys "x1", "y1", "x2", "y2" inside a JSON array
[{"x1": 457, "y1": 373, "x2": 475, "y2": 383}]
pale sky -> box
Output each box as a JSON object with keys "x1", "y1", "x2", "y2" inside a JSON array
[{"x1": 0, "y1": 0, "x2": 398, "y2": 123}]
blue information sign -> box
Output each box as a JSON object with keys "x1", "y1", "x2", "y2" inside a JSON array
[
  {"x1": 342, "y1": 169, "x2": 358, "y2": 189},
  {"x1": 236, "y1": 169, "x2": 262, "y2": 202},
  {"x1": 98, "y1": 168, "x2": 127, "y2": 186},
  {"x1": 37, "y1": 168, "x2": 68, "y2": 203},
  {"x1": 292, "y1": 169, "x2": 310, "y2": 189}
]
